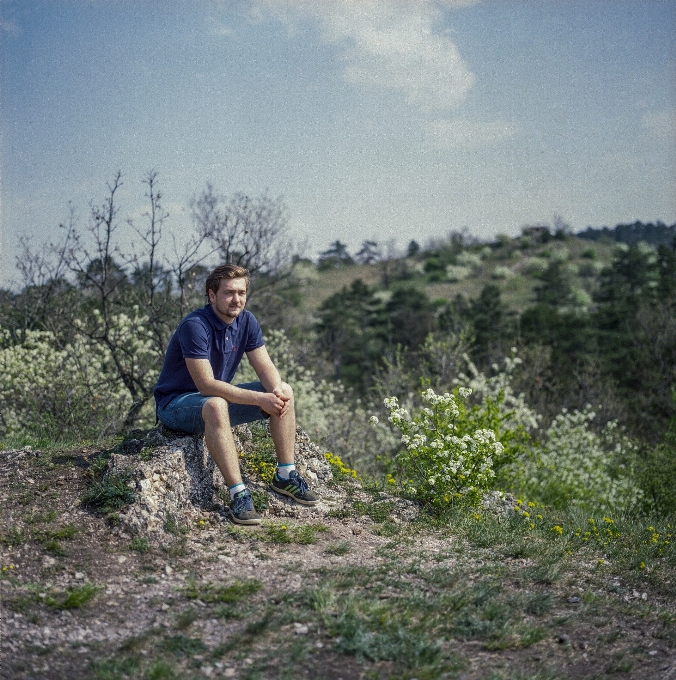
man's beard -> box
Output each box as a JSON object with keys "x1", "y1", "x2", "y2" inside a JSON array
[{"x1": 217, "y1": 301, "x2": 243, "y2": 319}]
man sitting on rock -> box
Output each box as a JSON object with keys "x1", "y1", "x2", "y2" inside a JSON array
[{"x1": 154, "y1": 264, "x2": 319, "y2": 525}]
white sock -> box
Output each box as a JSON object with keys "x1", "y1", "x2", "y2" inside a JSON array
[
  {"x1": 228, "y1": 483, "x2": 246, "y2": 500},
  {"x1": 276, "y1": 463, "x2": 296, "y2": 480}
]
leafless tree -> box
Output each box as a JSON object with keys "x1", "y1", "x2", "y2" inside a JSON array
[{"x1": 191, "y1": 185, "x2": 293, "y2": 293}]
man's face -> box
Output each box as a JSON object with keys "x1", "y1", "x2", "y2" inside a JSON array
[{"x1": 209, "y1": 277, "x2": 248, "y2": 323}]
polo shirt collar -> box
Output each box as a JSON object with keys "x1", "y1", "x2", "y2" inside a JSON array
[{"x1": 205, "y1": 304, "x2": 240, "y2": 332}]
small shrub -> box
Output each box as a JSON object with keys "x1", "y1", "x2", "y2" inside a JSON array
[
  {"x1": 81, "y1": 473, "x2": 135, "y2": 513},
  {"x1": 130, "y1": 537, "x2": 151, "y2": 554},
  {"x1": 508, "y1": 408, "x2": 642, "y2": 513},
  {"x1": 383, "y1": 388, "x2": 503, "y2": 508},
  {"x1": 163, "y1": 512, "x2": 188, "y2": 536},
  {"x1": 492, "y1": 265, "x2": 513, "y2": 279},
  {"x1": 182, "y1": 578, "x2": 261, "y2": 603},
  {"x1": 325, "y1": 541, "x2": 351, "y2": 556},
  {"x1": 46, "y1": 583, "x2": 101, "y2": 609},
  {"x1": 325, "y1": 452, "x2": 358, "y2": 480}
]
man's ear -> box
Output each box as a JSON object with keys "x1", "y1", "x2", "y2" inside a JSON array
[{"x1": 208, "y1": 289, "x2": 215, "y2": 304}]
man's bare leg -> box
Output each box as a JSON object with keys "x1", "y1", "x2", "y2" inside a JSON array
[
  {"x1": 201, "y1": 397, "x2": 242, "y2": 488},
  {"x1": 269, "y1": 382, "x2": 296, "y2": 465}
]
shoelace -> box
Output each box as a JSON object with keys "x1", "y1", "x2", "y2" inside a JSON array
[
  {"x1": 289, "y1": 471, "x2": 309, "y2": 494},
  {"x1": 232, "y1": 490, "x2": 252, "y2": 513}
]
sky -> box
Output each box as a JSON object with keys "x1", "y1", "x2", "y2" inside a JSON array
[{"x1": 1, "y1": 0, "x2": 675, "y2": 286}]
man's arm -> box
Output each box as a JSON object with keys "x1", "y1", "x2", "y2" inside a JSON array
[
  {"x1": 184, "y1": 357, "x2": 287, "y2": 417},
  {"x1": 246, "y1": 346, "x2": 292, "y2": 417},
  {"x1": 245, "y1": 346, "x2": 282, "y2": 393}
]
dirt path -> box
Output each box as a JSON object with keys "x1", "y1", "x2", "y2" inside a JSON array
[{"x1": 1, "y1": 445, "x2": 675, "y2": 680}]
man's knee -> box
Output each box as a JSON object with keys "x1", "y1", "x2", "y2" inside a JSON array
[
  {"x1": 202, "y1": 397, "x2": 230, "y2": 427},
  {"x1": 280, "y1": 382, "x2": 294, "y2": 401}
]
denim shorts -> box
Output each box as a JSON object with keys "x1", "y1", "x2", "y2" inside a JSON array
[{"x1": 156, "y1": 382, "x2": 269, "y2": 435}]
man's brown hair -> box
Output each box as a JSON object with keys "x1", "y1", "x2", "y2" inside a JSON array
[{"x1": 205, "y1": 264, "x2": 250, "y2": 299}]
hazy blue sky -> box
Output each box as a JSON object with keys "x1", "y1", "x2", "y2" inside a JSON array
[{"x1": 2, "y1": 0, "x2": 674, "y2": 284}]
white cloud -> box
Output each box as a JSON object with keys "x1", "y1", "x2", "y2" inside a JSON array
[
  {"x1": 642, "y1": 110, "x2": 676, "y2": 142},
  {"x1": 426, "y1": 117, "x2": 518, "y2": 149},
  {"x1": 251, "y1": 0, "x2": 476, "y2": 110}
]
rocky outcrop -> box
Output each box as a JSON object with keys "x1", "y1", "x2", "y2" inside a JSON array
[{"x1": 107, "y1": 425, "x2": 347, "y2": 541}]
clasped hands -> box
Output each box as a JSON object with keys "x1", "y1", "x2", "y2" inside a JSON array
[{"x1": 259, "y1": 387, "x2": 291, "y2": 418}]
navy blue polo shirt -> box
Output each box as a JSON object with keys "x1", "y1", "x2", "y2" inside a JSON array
[{"x1": 154, "y1": 305, "x2": 264, "y2": 410}]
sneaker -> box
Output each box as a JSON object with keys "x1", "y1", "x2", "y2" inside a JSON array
[
  {"x1": 229, "y1": 488, "x2": 262, "y2": 525},
  {"x1": 271, "y1": 470, "x2": 320, "y2": 506}
]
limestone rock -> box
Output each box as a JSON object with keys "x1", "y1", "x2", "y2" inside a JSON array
[{"x1": 107, "y1": 425, "x2": 346, "y2": 540}]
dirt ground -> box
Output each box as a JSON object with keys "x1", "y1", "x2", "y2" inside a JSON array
[{"x1": 1, "y1": 445, "x2": 675, "y2": 680}]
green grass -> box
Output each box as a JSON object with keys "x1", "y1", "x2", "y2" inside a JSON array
[
  {"x1": 145, "y1": 660, "x2": 179, "y2": 679},
  {"x1": 181, "y1": 577, "x2": 262, "y2": 604},
  {"x1": 22, "y1": 510, "x2": 58, "y2": 524},
  {"x1": 163, "y1": 512, "x2": 189, "y2": 536},
  {"x1": 262, "y1": 522, "x2": 329, "y2": 545},
  {"x1": 174, "y1": 607, "x2": 200, "y2": 630},
  {"x1": 90, "y1": 656, "x2": 142, "y2": 680},
  {"x1": 130, "y1": 536, "x2": 152, "y2": 553},
  {"x1": 324, "y1": 541, "x2": 351, "y2": 556},
  {"x1": 0, "y1": 526, "x2": 26, "y2": 546},
  {"x1": 81, "y1": 472, "x2": 135, "y2": 513},
  {"x1": 47, "y1": 582, "x2": 101, "y2": 609},
  {"x1": 159, "y1": 634, "x2": 206, "y2": 658}
]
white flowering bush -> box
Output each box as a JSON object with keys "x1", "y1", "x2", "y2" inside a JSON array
[
  {"x1": 492, "y1": 265, "x2": 514, "y2": 279},
  {"x1": 0, "y1": 309, "x2": 159, "y2": 441},
  {"x1": 453, "y1": 352, "x2": 539, "y2": 465},
  {"x1": 510, "y1": 407, "x2": 642, "y2": 513},
  {"x1": 524, "y1": 257, "x2": 548, "y2": 277},
  {"x1": 383, "y1": 387, "x2": 504, "y2": 508},
  {"x1": 445, "y1": 265, "x2": 471, "y2": 282},
  {"x1": 0, "y1": 329, "x2": 129, "y2": 440},
  {"x1": 456, "y1": 251, "x2": 483, "y2": 271}
]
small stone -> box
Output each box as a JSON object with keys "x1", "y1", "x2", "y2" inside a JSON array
[
  {"x1": 567, "y1": 596, "x2": 581, "y2": 604},
  {"x1": 558, "y1": 634, "x2": 570, "y2": 645},
  {"x1": 351, "y1": 527, "x2": 362, "y2": 536},
  {"x1": 165, "y1": 565, "x2": 173, "y2": 575},
  {"x1": 642, "y1": 592, "x2": 647, "y2": 600},
  {"x1": 117, "y1": 556, "x2": 127, "y2": 564},
  {"x1": 74, "y1": 572, "x2": 85, "y2": 580},
  {"x1": 293, "y1": 623, "x2": 309, "y2": 635},
  {"x1": 224, "y1": 670, "x2": 236, "y2": 678},
  {"x1": 648, "y1": 650, "x2": 658, "y2": 656}
]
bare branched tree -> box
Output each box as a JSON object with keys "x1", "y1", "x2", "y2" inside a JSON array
[{"x1": 191, "y1": 185, "x2": 293, "y2": 292}]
